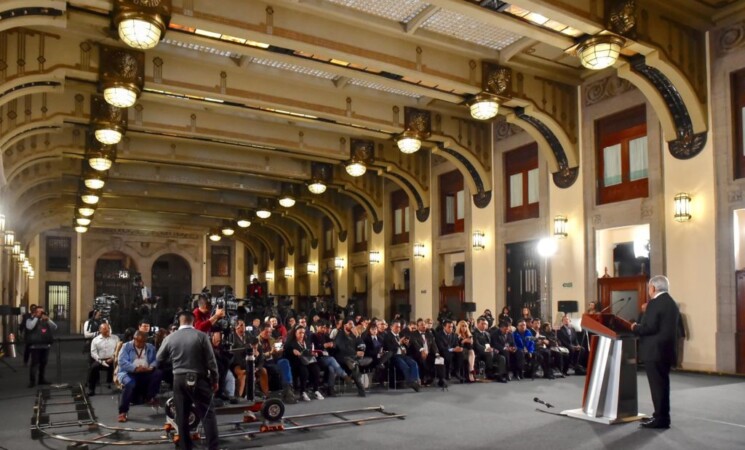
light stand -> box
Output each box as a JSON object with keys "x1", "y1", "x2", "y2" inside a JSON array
[{"x1": 536, "y1": 238, "x2": 558, "y2": 324}]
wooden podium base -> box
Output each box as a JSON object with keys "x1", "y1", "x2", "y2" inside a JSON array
[{"x1": 561, "y1": 408, "x2": 646, "y2": 425}]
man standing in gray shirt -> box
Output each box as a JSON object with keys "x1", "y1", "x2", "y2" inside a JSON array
[{"x1": 157, "y1": 311, "x2": 219, "y2": 450}]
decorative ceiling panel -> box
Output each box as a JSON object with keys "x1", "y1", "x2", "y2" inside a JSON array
[
  {"x1": 248, "y1": 58, "x2": 339, "y2": 80},
  {"x1": 348, "y1": 79, "x2": 421, "y2": 98},
  {"x1": 326, "y1": 0, "x2": 429, "y2": 23},
  {"x1": 421, "y1": 9, "x2": 523, "y2": 50},
  {"x1": 162, "y1": 38, "x2": 237, "y2": 58}
]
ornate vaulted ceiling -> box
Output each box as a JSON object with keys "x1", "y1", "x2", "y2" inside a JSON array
[{"x1": 1, "y1": 0, "x2": 740, "y2": 253}]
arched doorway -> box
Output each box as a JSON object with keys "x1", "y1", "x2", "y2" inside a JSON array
[
  {"x1": 94, "y1": 251, "x2": 138, "y2": 333},
  {"x1": 152, "y1": 254, "x2": 192, "y2": 327}
]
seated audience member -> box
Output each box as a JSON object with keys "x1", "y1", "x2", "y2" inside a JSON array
[
  {"x1": 88, "y1": 323, "x2": 120, "y2": 396},
  {"x1": 383, "y1": 321, "x2": 421, "y2": 392},
  {"x1": 355, "y1": 317, "x2": 369, "y2": 337},
  {"x1": 473, "y1": 317, "x2": 506, "y2": 382},
  {"x1": 557, "y1": 315, "x2": 587, "y2": 375},
  {"x1": 491, "y1": 321, "x2": 518, "y2": 379},
  {"x1": 284, "y1": 326, "x2": 324, "y2": 401},
  {"x1": 456, "y1": 320, "x2": 476, "y2": 382},
  {"x1": 409, "y1": 318, "x2": 444, "y2": 387},
  {"x1": 328, "y1": 318, "x2": 343, "y2": 340},
  {"x1": 112, "y1": 328, "x2": 136, "y2": 390},
  {"x1": 541, "y1": 322, "x2": 568, "y2": 377},
  {"x1": 231, "y1": 319, "x2": 255, "y2": 398},
  {"x1": 405, "y1": 321, "x2": 418, "y2": 338},
  {"x1": 513, "y1": 320, "x2": 536, "y2": 379},
  {"x1": 437, "y1": 306, "x2": 454, "y2": 325},
  {"x1": 498, "y1": 306, "x2": 512, "y2": 326},
  {"x1": 333, "y1": 318, "x2": 367, "y2": 397},
  {"x1": 247, "y1": 317, "x2": 262, "y2": 337},
  {"x1": 482, "y1": 310, "x2": 495, "y2": 329},
  {"x1": 362, "y1": 323, "x2": 390, "y2": 370},
  {"x1": 116, "y1": 331, "x2": 163, "y2": 422},
  {"x1": 435, "y1": 320, "x2": 464, "y2": 382},
  {"x1": 269, "y1": 316, "x2": 287, "y2": 341},
  {"x1": 257, "y1": 323, "x2": 296, "y2": 403},
  {"x1": 311, "y1": 321, "x2": 345, "y2": 397},
  {"x1": 211, "y1": 332, "x2": 237, "y2": 404},
  {"x1": 286, "y1": 316, "x2": 297, "y2": 333},
  {"x1": 530, "y1": 318, "x2": 555, "y2": 380},
  {"x1": 376, "y1": 319, "x2": 388, "y2": 335},
  {"x1": 193, "y1": 294, "x2": 224, "y2": 333},
  {"x1": 519, "y1": 307, "x2": 533, "y2": 323}
]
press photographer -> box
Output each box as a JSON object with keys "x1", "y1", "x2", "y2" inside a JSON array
[
  {"x1": 26, "y1": 307, "x2": 57, "y2": 387},
  {"x1": 193, "y1": 293, "x2": 225, "y2": 334}
]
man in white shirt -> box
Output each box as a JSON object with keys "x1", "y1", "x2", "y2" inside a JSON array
[{"x1": 88, "y1": 323, "x2": 120, "y2": 396}]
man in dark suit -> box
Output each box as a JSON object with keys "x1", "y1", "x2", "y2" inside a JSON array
[
  {"x1": 557, "y1": 314, "x2": 586, "y2": 375},
  {"x1": 632, "y1": 275, "x2": 680, "y2": 429},
  {"x1": 435, "y1": 320, "x2": 464, "y2": 382},
  {"x1": 382, "y1": 322, "x2": 420, "y2": 392},
  {"x1": 408, "y1": 318, "x2": 441, "y2": 386},
  {"x1": 473, "y1": 316, "x2": 506, "y2": 382},
  {"x1": 490, "y1": 321, "x2": 517, "y2": 380}
]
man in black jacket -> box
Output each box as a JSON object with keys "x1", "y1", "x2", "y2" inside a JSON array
[
  {"x1": 382, "y1": 322, "x2": 420, "y2": 392},
  {"x1": 473, "y1": 317, "x2": 507, "y2": 382},
  {"x1": 435, "y1": 320, "x2": 464, "y2": 382},
  {"x1": 632, "y1": 275, "x2": 680, "y2": 429},
  {"x1": 491, "y1": 321, "x2": 518, "y2": 380},
  {"x1": 333, "y1": 319, "x2": 366, "y2": 397},
  {"x1": 557, "y1": 315, "x2": 586, "y2": 375}
]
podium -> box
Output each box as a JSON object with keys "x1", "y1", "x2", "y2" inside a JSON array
[{"x1": 562, "y1": 313, "x2": 645, "y2": 424}]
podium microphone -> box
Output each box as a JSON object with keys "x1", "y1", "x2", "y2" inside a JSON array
[
  {"x1": 533, "y1": 397, "x2": 554, "y2": 408},
  {"x1": 599, "y1": 298, "x2": 625, "y2": 314}
]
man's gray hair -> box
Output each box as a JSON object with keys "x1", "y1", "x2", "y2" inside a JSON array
[{"x1": 649, "y1": 275, "x2": 669, "y2": 293}]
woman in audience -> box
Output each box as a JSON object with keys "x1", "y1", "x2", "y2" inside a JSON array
[
  {"x1": 456, "y1": 320, "x2": 476, "y2": 382},
  {"x1": 520, "y1": 307, "x2": 532, "y2": 323},
  {"x1": 498, "y1": 306, "x2": 512, "y2": 326},
  {"x1": 284, "y1": 325, "x2": 324, "y2": 401}
]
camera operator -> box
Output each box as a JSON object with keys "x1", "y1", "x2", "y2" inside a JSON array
[
  {"x1": 193, "y1": 294, "x2": 224, "y2": 334},
  {"x1": 26, "y1": 307, "x2": 57, "y2": 387},
  {"x1": 157, "y1": 311, "x2": 219, "y2": 450}
]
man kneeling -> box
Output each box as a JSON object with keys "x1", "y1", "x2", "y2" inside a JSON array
[{"x1": 117, "y1": 331, "x2": 163, "y2": 422}]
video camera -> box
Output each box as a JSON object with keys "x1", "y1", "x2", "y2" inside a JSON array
[{"x1": 93, "y1": 294, "x2": 118, "y2": 323}]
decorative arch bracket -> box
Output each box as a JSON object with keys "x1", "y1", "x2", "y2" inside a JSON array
[
  {"x1": 431, "y1": 138, "x2": 492, "y2": 208},
  {"x1": 617, "y1": 51, "x2": 708, "y2": 159}
]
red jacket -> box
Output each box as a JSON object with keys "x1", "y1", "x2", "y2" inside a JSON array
[{"x1": 193, "y1": 307, "x2": 212, "y2": 333}]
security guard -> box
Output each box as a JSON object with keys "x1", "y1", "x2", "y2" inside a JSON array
[{"x1": 157, "y1": 311, "x2": 219, "y2": 450}]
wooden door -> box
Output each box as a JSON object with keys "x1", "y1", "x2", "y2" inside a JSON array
[{"x1": 735, "y1": 270, "x2": 745, "y2": 373}]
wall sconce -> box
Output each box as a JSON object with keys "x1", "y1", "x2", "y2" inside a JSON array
[
  {"x1": 396, "y1": 107, "x2": 431, "y2": 154},
  {"x1": 0, "y1": 213, "x2": 5, "y2": 233},
  {"x1": 91, "y1": 95, "x2": 128, "y2": 145},
  {"x1": 345, "y1": 139, "x2": 374, "y2": 177},
  {"x1": 307, "y1": 262, "x2": 318, "y2": 274},
  {"x1": 369, "y1": 251, "x2": 382, "y2": 264},
  {"x1": 86, "y1": 133, "x2": 117, "y2": 171},
  {"x1": 413, "y1": 243, "x2": 426, "y2": 258},
  {"x1": 12, "y1": 242, "x2": 20, "y2": 257},
  {"x1": 99, "y1": 45, "x2": 144, "y2": 108},
  {"x1": 334, "y1": 257, "x2": 345, "y2": 270},
  {"x1": 577, "y1": 35, "x2": 624, "y2": 70},
  {"x1": 284, "y1": 267, "x2": 294, "y2": 278},
  {"x1": 265, "y1": 271, "x2": 274, "y2": 281},
  {"x1": 674, "y1": 193, "x2": 692, "y2": 222},
  {"x1": 19, "y1": 251, "x2": 26, "y2": 263},
  {"x1": 472, "y1": 231, "x2": 485, "y2": 251},
  {"x1": 554, "y1": 215, "x2": 568, "y2": 238},
  {"x1": 4, "y1": 230, "x2": 14, "y2": 250},
  {"x1": 113, "y1": 0, "x2": 172, "y2": 50},
  {"x1": 308, "y1": 162, "x2": 331, "y2": 194}
]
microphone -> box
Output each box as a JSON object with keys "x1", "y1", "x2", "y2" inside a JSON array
[
  {"x1": 599, "y1": 298, "x2": 625, "y2": 314},
  {"x1": 615, "y1": 297, "x2": 633, "y2": 317},
  {"x1": 533, "y1": 397, "x2": 554, "y2": 408}
]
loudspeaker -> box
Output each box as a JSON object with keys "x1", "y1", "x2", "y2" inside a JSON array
[
  {"x1": 463, "y1": 302, "x2": 477, "y2": 313},
  {"x1": 558, "y1": 300, "x2": 578, "y2": 314},
  {"x1": 397, "y1": 304, "x2": 412, "y2": 314},
  {"x1": 0, "y1": 305, "x2": 11, "y2": 315}
]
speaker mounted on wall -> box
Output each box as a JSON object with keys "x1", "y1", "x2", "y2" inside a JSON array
[
  {"x1": 557, "y1": 300, "x2": 578, "y2": 314},
  {"x1": 463, "y1": 302, "x2": 477, "y2": 313}
]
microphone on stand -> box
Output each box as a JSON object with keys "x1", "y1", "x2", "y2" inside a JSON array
[
  {"x1": 534, "y1": 397, "x2": 554, "y2": 408},
  {"x1": 599, "y1": 298, "x2": 625, "y2": 314}
]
